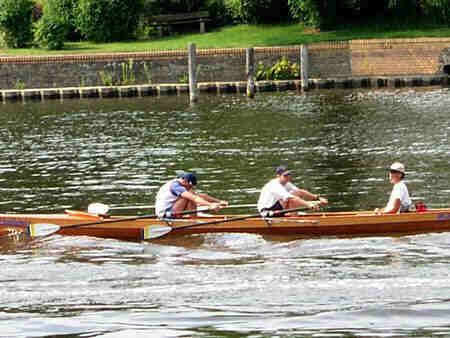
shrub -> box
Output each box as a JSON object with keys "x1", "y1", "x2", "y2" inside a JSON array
[
  {"x1": 256, "y1": 57, "x2": 300, "y2": 81},
  {"x1": 32, "y1": 3, "x2": 43, "y2": 22},
  {"x1": 288, "y1": 0, "x2": 321, "y2": 27},
  {"x1": 51, "y1": 0, "x2": 79, "y2": 41},
  {"x1": 34, "y1": 0, "x2": 75, "y2": 50},
  {"x1": 204, "y1": 0, "x2": 233, "y2": 27},
  {"x1": 225, "y1": 0, "x2": 290, "y2": 24},
  {"x1": 0, "y1": 0, "x2": 34, "y2": 48},
  {"x1": 76, "y1": 0, "x2": 143, "y2": 43},
  {"x1": 144, "y1": 0, "x2": 203, "y2": 14}
]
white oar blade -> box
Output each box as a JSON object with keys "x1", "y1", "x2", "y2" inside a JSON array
[
  {"x1": 28, "y1": 223, "x2": 61, "y2": 237},
  {"x1": 142, "y1": 225, "x2": 172, "y2": 240},
  {"x1": 87, "y1": 203, "x2": 110, "y2": 215}
]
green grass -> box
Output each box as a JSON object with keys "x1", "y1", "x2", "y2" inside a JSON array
[{"x1": 1, "y1": 22, "x2": 450, "y2": 56}]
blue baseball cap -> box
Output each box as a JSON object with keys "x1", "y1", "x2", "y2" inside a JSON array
[
  {"x1": 179, "y1": 172, "x2": 197, "y2": 185},
  {"x1": 276, "y1": 166, "x2": 292, "y2": 176}
]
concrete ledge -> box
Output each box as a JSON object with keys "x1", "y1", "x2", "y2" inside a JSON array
[
  {"x1": 235, "y1": 82, "x2": 247, "y2": 93},
  {"x1": 2, "y1": 90, "x2": 21, "y2": 101},
  {"x1": 42, "y1": 89, "x2": 60, "y2": 100},
  {"x1": 176, "y1": 84, "x2": 189, "y2": 94},
  {"x1": 198, "y1": 83, "x2": 216, "y2": 93},
  {"x1": 22, "y1": 89, "x2": 42, "y2": 100},
  {"x1": 257, "y1": 81, "x2": 276, "y2": 92},
  {"x1": 217, "y1": 82, "x2": 235, "y2": 94},
  {"x1": 140, "y1": 85, "x2": 158, "y2": 96},
  {"x1": 119, "y1": 86, "x2": 138, "y2": 97},
  {"x1": 158, "y1": 84, "x2": 177, "y2": 95},
  {"x1": 99, "y1": 87, "x2": 118, "y2": 98},
  {"x1": 60, "y1": 88, "x2": 80, "y2": 99},
  {"x1": 80, "y1": 87, "x2": 99, "y2": 98},
  {"x1": 1, "y1": 76, "x2": 448, "y2": 103}
]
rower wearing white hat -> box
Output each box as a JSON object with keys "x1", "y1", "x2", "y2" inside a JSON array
[{"x1": 375, "y1": 162, "x2": 412, "y2": 215}]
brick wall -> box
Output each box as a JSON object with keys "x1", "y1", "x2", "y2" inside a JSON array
[
  {"x1": 349, "y1": 38, "x2": 449, "y2": 76},
  {"x1": 0, "y1": 38, "x2": 449, "y2": 90}
]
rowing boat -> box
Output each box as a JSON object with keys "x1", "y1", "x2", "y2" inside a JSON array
[{"x1": 1, "y1": 208, "x2": 450, "y2": 242}]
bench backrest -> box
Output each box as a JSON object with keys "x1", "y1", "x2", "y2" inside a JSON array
[{"x1": 149, "y1": 11, "x2": 209, "y2": 24}]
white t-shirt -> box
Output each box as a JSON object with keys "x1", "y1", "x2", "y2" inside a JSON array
[
  {"x1": 257, "y1": 178, "x2": 299, "y2": 212},
  {"x1": 155, "y1": 179, "x2": 188, "y2": 217},
  {"x1": 385, "y1": 181, "x2": 412, "y2": 213}
]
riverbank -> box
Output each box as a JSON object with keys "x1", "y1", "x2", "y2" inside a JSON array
[
  {"x1": 2, "y1": 22, "x2": 450, "y2": 56},
  {"x1": 2, "y1": 38, "x2": 450, "y2": 95},
  {"x1": 1, "y1": 75, "x2": 448, "y2": 103}
]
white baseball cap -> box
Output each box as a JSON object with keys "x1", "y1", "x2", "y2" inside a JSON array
[{"x1": 389, "y1": 162, "x2": 405, "y2": 174}]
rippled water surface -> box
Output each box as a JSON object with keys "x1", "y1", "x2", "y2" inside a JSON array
[{"x1": 0, "y1": 88, "x2": 449, "y2": 337}]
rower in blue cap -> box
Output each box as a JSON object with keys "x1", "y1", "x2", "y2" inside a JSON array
[{"x1": 155, "y1": 172, "x2": 228, "y2": 218}]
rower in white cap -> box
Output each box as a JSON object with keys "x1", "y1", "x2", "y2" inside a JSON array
[{"x1": 374, "y1": 162, "x2": 412, "y2": 215}]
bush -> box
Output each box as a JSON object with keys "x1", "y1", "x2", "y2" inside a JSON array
[
  {"x1": 32, "y1": 3, "x2": 43, "y2": 22},
  {"x1": 225, "y1": 0, "x2": 290, "y2": 24},
  {"x1": 34, "y1": 0, "x2": 76, "y2": 50},
  {"x1": 204, "y1": 0, "x2": 233, "y2": 27},
  {"x1": 144, "y1": 0, "x2": 203, "y2": 14},
  {"x1": 256, "y1": 57, "x2": 300, "y2": 81},
  {"x1": 288, "y1": 0, "x2": 321, "y2": 27},
  {"x1": 76, "y1": 0, "x2": 143, "y2": 43},
  {"x1": 0, "y1": 0, "x2": 34, "y2": 48}
]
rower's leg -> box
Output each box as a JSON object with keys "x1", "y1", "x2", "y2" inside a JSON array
[{"x1": 172, "y1": 198, "x2": 195, "y2": 216}]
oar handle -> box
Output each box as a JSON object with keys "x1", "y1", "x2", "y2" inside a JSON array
[{"x1": 170, "y1": 206, "x2": 310, "y2": 232}]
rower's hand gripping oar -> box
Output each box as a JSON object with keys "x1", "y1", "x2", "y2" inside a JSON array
[
  {"x1": 144, "y1": 205, "x2": 314, "y2": 240},
  {"x1": 26, "y1": 207, "x2": 213, "y2": 238}
]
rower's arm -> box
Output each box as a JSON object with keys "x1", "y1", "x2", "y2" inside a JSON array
[
  {"x1": 290, "y1": 196, "x2": 319, "y2": 210},
  {"x1": 181, "y1": 191, "x2": 218, "y2": 208},
  {"x1": 383, "y1": 198, "x2": 401, "y2": 214},
  {"x1": 294, "y1": 189, "x2": 328, "y2": 205},
  {"x1": 199, "y1": 194, "x2": 228, "y2": 206}
]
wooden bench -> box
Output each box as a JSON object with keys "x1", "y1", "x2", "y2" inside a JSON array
[{"x1": 148, "y1": 11, "x2": 210, "y2": 36}]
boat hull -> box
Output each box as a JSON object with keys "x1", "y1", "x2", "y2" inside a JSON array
[{"x1": 1, "y1": 209, "x2": 450, "y2": 241}]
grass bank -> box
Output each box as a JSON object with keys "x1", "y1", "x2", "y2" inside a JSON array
[{"x1": 1, "y1": 22, "x2": 450, "y2": 56}]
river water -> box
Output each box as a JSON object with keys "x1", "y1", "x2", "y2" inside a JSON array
[{"x1": 0, "y1": 88, "x2": 449, "y2": 337}]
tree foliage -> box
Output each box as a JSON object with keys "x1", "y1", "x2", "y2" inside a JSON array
[
  {"x1": 34, "y1": 0, "x2": 76, "y2": 50},
  {"x1": 225, "y1": 0, "x2": 290, "y2": 24},
  {"x1": 76, "y1": 0, "x2": 143, "y2": 43},
  {"x1": 145, "y1": 0, "x2": 204, "y2": 13},
  {"x1": 0, "y1": 0, "x2": 34, "y2": 48},
  {"x1": 3, "y1": 0, "x2": 450, "y2": 49},
  {"x1": 288, "y1": 0, "x2": 450, "y2": 28}
]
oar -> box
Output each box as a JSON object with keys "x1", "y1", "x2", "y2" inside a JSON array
[
  {"x1": 88, "y1": 203, "x2": 257, "y2": 212},
  {"x1": 144, "y1": 206, "x2": 313, "y2": 240},
  {"x1": 24, "y1": 207, "x2": 213, "y2": 238}
]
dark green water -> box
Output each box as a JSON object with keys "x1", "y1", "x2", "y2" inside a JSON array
[{"x1": 0, "y1": 88, "x2": 449, "y2": 337}]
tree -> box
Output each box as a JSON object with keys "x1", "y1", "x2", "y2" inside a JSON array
[
  {"x1": 76, "y1": 0, "x2": 143, "y2": 43},
  {"x1": 0, "y1": 0, "x2": 34, "y2": 48},
  {"x1": 34, "y1": 0, "x2": 76, "y2": 50}
]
